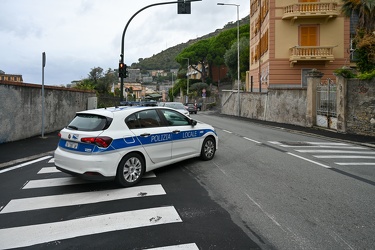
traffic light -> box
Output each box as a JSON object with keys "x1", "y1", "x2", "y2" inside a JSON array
[
  {"x1": 178, "y1": 0, "x2": 191, "y2": 14},
  {"x1": 118, "y1": 62, "x2": 127, "y2": 78}
]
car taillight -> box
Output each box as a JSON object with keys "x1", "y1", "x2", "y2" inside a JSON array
[{"x1": 81, "y1": 136, "x2": 113, "y2": 148}]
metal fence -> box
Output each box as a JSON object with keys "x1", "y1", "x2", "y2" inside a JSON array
[{"x1": 316, "y1": 78, "x2": 337, "y2": 129}]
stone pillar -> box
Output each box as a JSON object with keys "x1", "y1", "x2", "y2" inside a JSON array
[
  {"x1": 336, "y1": 76, "x2": 347, "y2": 133},
  {"x1": 306, "y1": 69, "x2": 324, "y2": 127}
]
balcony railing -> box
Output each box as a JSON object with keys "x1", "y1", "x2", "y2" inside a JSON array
[
  {"x1": 289, "y1": 46, "x2": 335, "y2": 67},
  {"x1": 283, "y1": 2, "x2": 339, "y2": 22}
]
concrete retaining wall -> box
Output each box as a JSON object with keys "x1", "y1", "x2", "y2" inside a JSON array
[
  {"x1": 221, "y1": 76, "x2": 375, "y2": 137},
  {"x1": 221, "y1": 88, "x2": 307, "y2": 127},
  {"x1": 0, "y1": 81, "x2": 96, "y2": 143}
]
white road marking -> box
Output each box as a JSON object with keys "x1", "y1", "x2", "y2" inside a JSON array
[
  {"x1": 222, "y1": 130, "x2": 232, "y2": 134},
  {"x1": 304, "y1": 142, "x2": 349, "y2": 145},
  {"x1": 37, "y1": 167, "x2": 60, "y2": 174},
  {"x1": 148, "y1": 243, "x2": 199, "y2": 250},
  {"x1": 48, "y1": 158, "x2": 55, "y2": 163},
  {"x1": 0, "y1": 151, "x2": 54, "y2": 169},
  {"x1": 37, "y1": 167, "x2": 156, "y2": 178},
  {"x1": 297, "y1": 150, "x2": 375, "y2": 154},
  {"x1": 23, "y1": 177, "x2": 90, "y2": 189},
  {"x1": 243, "y1": 137, "x2": 261, "y2": 144},
  {"x1": 288, "y1": 153, "x2": 331, "y2": 169},
  {"x1": 0, "y1": 156, "x2": 52, "y2": 174},
  {"x1": 0, "y1": 184, "x2": 166, "y2": 214},
  {"x1": 315, "y1": 155, "x2": 375, "y2": 159},
  {"x1": 0, "y1": 206, "x2": 182, "y2": 249},
  {"x1": 335, "y1": 162, "x2": 375, "y2": 166}
]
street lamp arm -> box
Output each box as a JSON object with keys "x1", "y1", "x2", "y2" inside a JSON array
[{"x1": 121, "y1": 0, "x2": 202, "y2": 62}]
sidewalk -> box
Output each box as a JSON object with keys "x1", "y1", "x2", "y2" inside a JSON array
[{"x1": 0, "y1": 131, "x2": 60, "y2": 167}]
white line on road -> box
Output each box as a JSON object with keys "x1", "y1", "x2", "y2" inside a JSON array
[
  {"x1": 222, "y1": 130, "x2": 232, "y2": 134},
  {"x1": 0, "y1": 151, "x2": 54, "y2": 169},
  {"x1": 288, "y1": 153, "x2": 331, "y2": 169},
  {"x1": 0, "y1": 206, "x2": 182, "y2": 249},
  {"x1": 37, "y1": 167, "x2": 60, "y2": 174},
  {"x1": 37, "y1": 167, "x2": 157, "y2": 178},
  {"x1": 0, "y1": 184, "x2": 166, "y2": 214},
  {"x1": 243, "y1": 137, "x2": 261, "y2": 144},
  {"x1": 0, "y1": 156, "x2": 52, "y2": 174},
  {"x1": 148, "y1": 243, "x2": 199, "y2": 250},
  {"x1": 296, "y1": 150, "x2": 375, "y2": 154},
  {"x1": 335, "y1": 162, "x2": 375, "y2": 166},
  {"x1": 314, "y1": 155, "x2": 375, "y2": 159},
  {"x1": 29, "y1": 173, "x2": 157, "y2": 188},
  {"x1": 23, "y1": 177, "x2": 90, "y2": 189}
]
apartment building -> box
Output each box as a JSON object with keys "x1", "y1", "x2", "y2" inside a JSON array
[
  {"x1": 248, "y1": 0, "x2": 350, "y2": 92},
  {"x1": 0, "y1": 73, "x2": 23, "y2": 82}
]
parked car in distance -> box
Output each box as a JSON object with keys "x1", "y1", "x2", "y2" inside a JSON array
[
  {"x1": 54, "y1": 106, "x2": 218, "y2": 187},
  {"x1": 185, "y1": 103, "x2": 197, "y2": 114},
  {"x1": 158, "y1": 102, "x2": 190, "y2": 116}
]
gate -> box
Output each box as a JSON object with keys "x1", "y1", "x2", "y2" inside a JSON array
[{"x1": 316, "y1": 78, "x2": 337, "y2": 129}]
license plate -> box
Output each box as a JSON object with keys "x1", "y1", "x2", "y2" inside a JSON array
[{"x1": 65, "y1": 141, "x2": 78, "y2": 149}]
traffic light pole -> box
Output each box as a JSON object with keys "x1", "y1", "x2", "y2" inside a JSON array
[{"x1": 119, "y1": 0, "x2": 201, "y2": 102}]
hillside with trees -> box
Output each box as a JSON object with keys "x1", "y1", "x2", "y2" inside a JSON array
[{"x1": 130, "y1": 15, "x2": 249, "y2": 71}]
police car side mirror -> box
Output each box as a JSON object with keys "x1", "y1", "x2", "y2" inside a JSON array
[{"x1": 190, "y1": 119, "x2": 197, "y2": 126}]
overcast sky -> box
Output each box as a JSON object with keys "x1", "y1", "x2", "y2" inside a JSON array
[{"x1": 0, "y1": 0, "x2": 250, "y2": 86}]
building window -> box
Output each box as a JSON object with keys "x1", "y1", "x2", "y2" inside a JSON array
[{"x1": 299, "y1": 26, "x2": 318, "y2": 46}]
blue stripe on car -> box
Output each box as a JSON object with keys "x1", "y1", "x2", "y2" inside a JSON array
[{"x1": 58, "y1": 129, "x2": 215, "y2": 154}]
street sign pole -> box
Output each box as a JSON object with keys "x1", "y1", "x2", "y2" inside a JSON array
[{"x1": 41, "y1": 52, "x2": 46, "y2": 138}]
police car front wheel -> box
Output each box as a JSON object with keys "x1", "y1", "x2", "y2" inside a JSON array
[
  {"x1": 200, "y1": 137, "x2": 216, "y2": 161},
  {"x1": 116, "y1": 153, "x2": 145, "y2": 187}
]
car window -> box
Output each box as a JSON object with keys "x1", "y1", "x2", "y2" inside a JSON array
[
  {"x1": 164, "y1": 103, "x2": 185, "y2": 110},
  {"x1": 126, "y1": 109, "x2": 161, "y2": 129},
  {"x1": 67, "y1": 114, "x2": 111, "y2": 131},
  {"x1": 161, "y1": 109, "x2": 190, "y2": 126}
]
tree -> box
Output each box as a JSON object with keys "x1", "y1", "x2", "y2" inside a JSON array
[
  {"x1": 341, "y1": 0, "x2": 375, "y2": 33},
  {"x1": 224, "y1": 37, "x2": 250, "y2": 82},
  {"x1": 176, "y1": 39, "x2": 211, "y2": 83},
  {"x1": 341, "y1": 0, "x2": 375, "y2": 72}
]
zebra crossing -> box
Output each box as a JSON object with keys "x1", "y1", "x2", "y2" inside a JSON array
[
  {"x1": 269, "y1": 141, "x2": 375, "y2": 167},
  {"x1": 0, "y1": 157, "x2": 199, "y2": 250}
]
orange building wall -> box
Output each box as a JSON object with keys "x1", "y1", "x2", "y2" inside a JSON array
[{"x1": 249, "y1": 0, "x2": 351, "y2": 91}]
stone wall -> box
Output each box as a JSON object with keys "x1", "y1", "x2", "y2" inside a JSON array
[
  {"x1": 221, "y1": 75, "x2": 375, "y2": 137},
  {"x1": 346, "y1": 78, "x2": 375, "y2": 136},
  {"x1": 221, "y1": 88, "x2": 307, "y2": 127},
  {"x1": 0, "y1": 81, "x2": 96, "y2": 143}
]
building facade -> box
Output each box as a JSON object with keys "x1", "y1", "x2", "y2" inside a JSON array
[
  {"x1": 0, "y1": 73, "x2": 23, "y2": 82},
  {"x1": 248, "y1": 0, "x2": 350, "y2": 92}
]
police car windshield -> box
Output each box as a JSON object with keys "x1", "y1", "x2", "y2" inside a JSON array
[{"x1": 67, "y1": 114, "x2": 112, "y2": 131}]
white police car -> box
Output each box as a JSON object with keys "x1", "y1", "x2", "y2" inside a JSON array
[{"x1": 54, "y1": 106, "x2": 218, "y2": 187}]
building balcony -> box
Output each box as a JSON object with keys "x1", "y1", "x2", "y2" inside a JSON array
[
  {"x1": 283, "y1": 2, "x2": 339, "y2": 23},
  {"x1": 289, "y1": 46, "x2": 335, "y2": 67}
]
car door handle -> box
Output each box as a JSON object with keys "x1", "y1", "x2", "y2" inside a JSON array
[
  {"x1": 172, "y1": 130, "x2": 180, "y2": 134},
  {"x1": 140, "y1": 133, "x2": 151, "y2": 137}
]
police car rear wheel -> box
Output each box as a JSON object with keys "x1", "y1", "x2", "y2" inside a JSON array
[
  {"x1": 116, "y1": 153, "x2": 145, "y2": 187},
  {"x1": 200, "y1": 137, "x2": 216, "y2": 161}
]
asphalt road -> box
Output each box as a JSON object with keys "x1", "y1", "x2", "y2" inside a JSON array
[
  {"x1": 1, "y1": 111, "x2": 375, "y2": 249},
  {"x1": 190, "y1": 112, "x2": 375, "y2": 249}
]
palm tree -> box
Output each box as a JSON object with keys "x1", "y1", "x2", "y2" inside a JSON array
[
  {"x1": 341, "y1": 0, "x2": 375, "y2": 72},
  {"x1": 341, "y1": 0, "x2": 375, "y2": 33}
]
